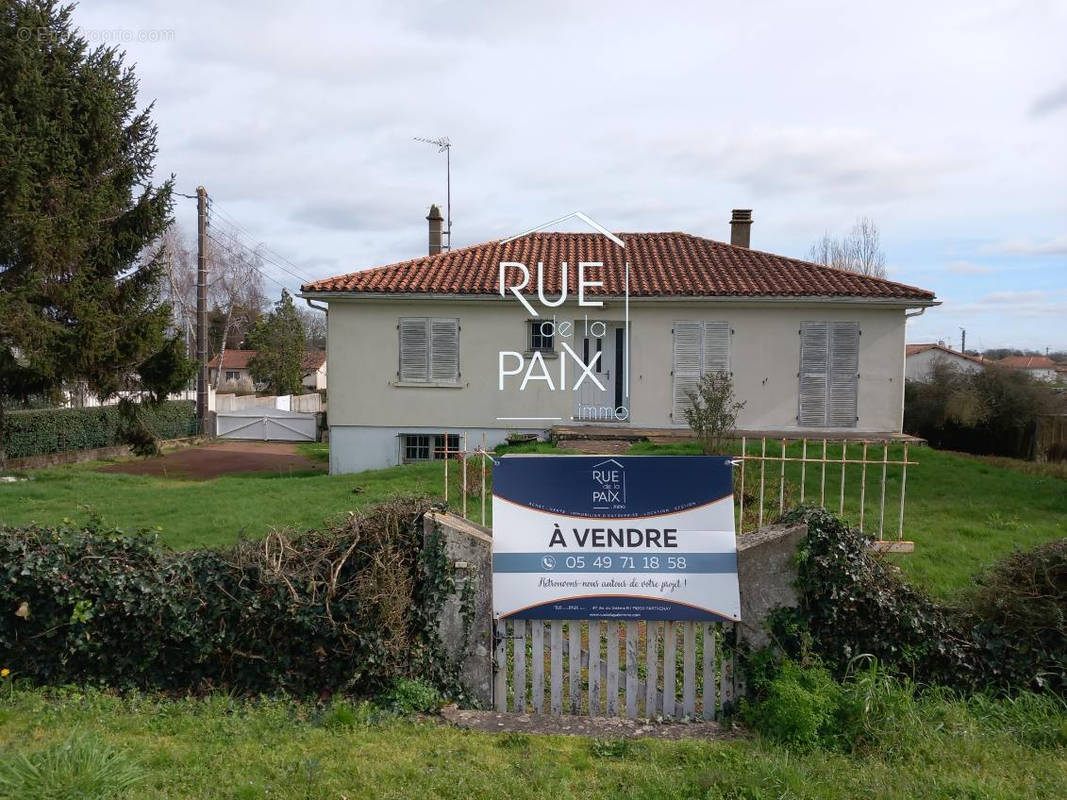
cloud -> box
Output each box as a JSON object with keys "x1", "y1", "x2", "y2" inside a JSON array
[
  {"x1": 982, "y1": 236, "x2": 1067, "y2": 256},
  {"x1": 1030, "y1": 84, "x2": 1067, "y2": 117},
  {"x1": 951, "y1": 289, "x2": 1067, "y2": 316},
  {"x1": 945, "y1": 260, "x2": 994, "y2": 275}
]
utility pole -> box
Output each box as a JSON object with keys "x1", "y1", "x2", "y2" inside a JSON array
[{"x1": 196, "y1": 186, "x2": 209, "y2": 436}]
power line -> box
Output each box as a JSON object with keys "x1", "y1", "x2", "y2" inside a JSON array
[
  {"x1": 206, "y1": 219, "x2": 311, "y2": 286},
  {"x1": 205, "y1": 231, "x2": 291, "y2": 293},
  {"x1": 206, "y1": 200, "x2": 313, "y2": 282}
]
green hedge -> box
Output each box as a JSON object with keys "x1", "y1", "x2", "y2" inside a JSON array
[
  {"x1": 0, "y1": 498, "x2": 466, "y2": 699},
  {"x1": 1, "y1": 401, "x2": 196, "y2": 460}
]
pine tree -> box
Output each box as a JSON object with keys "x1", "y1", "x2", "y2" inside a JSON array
[
  {"x1": 0, "y1": 1, "x2": 193, "y2": 458},
  {"x1": 246, "y1": 291, "x2": 306, "y2": 396}
]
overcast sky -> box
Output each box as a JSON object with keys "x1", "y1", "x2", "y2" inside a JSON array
[{"x1": 76, "y1": 0, "x2": 1066, "y2": 351}]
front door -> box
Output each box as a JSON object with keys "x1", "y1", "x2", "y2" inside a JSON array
[{"x1": 573, "y1": 324, "x2": 621, "y2": 422}]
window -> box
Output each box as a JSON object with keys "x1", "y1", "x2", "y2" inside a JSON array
[
  {"x1": 671, "y1": 321, "x2": 730, "y2": 420},
  {"x1": 402, "y1": 433, "x2": 460, "y2": 462},
  {"x1": 225, "y1": 370, "x2": 240, "y2": 382},
  {"x1": 529, "y1": 320, "x2": 554, "y2": 353},
  {"x1": 798, "y1": 321, "x2": 859, "y2": 427},
  {"x1": 398, "y1": 318, "x2": 459, "y2": 383}
]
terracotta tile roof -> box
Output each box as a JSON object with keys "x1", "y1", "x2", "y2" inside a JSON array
[
  {"x1": 207, "y1": 349, "x2": 256, "y2": 369},
  {"x1": 301, "y1": 350, "x2": 327, "y2": 371},
  {"x1": 301, "y1": 232, "x2": 935, "y2": 301},
  {"x1": 998, "y1": 355, "x2": 1058, "y2": 370},
  {"x1": 209, "y1": 350, "x2": 327, "y2": 373},
  {"x1": 905, "y1": 343, "x2": 985, "y2": 363}
]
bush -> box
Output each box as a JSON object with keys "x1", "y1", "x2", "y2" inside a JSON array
[
  {"x1": 966, "y1": 539, "x2": 1067, "y2": 692},
  {"x1": 743, "y1": 660, "x2": 842, "y2": 747},
  {"x1": 683, "y1": 371, "x2": 745, "y2": 455},
  {"x1": 904, "y1": 364, "x2": 1052, "y2": 458},
  {"x1": 773, "y1": 507, "x2": 1066, "y2": 696},
  {"x1": 378, "y1": 678, "x2": 442, "y2": 714},
  {"x1": 1, "y1": 401, "x2": 196, "y2": 460},
  {"x1": 0, "y1": 498, "x2": 465, "y2": 699}
]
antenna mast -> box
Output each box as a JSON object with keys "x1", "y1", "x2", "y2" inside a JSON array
[{"x1": 414, "y1": 136, "x2": 451, "y2": 251}]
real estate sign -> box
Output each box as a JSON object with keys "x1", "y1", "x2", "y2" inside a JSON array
[{"x1": 492, "y1": 455, "x2": 740, "y2": 621}]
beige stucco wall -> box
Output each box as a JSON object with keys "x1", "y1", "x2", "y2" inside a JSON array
[{"x1": 325, "y1": 296, "x2": 910, "y2": 434}]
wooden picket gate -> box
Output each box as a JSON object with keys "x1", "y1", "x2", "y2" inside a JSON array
[{"x1": 494, "y1": 619, "x2": 738, "y2": 719}]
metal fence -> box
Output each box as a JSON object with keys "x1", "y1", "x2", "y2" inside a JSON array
[{"x1": 439, "y1": 433, "x2": 916, "y2": 546}]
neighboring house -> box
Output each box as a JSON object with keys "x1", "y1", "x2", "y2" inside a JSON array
[
  {"x1": 208, "y1": 349, "x2": 328, "y2": 390},
  {"x1": 997, "y1": 355, "x2": 1060, "y2": 382},
  {"x1": 300, "y1": 209, "x2": 938, "y2": 474},
  {"x1": 905, "y1": 342, "x2": 984, "y2": 381},
  {"x1": 302, "y1": 350, "x2": 328, "y2": 391},
  {"x1": 207, "y1": 349, "x2": 256, "y2": 386}
]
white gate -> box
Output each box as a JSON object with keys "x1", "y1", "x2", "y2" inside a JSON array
[
  {"x1": 215, "y1": 407, "x2": 317, "y2": 442},
  {"x1": 494, "y1": 618, "x2": 737, "y2": 719}
]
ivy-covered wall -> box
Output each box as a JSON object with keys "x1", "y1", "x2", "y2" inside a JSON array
[
  {"x1": 771, "y1": 507, "x2": 1066, "y2": 696},
  {"x1": 0, "y1": 498, "x2": 466, "y2": 699}
]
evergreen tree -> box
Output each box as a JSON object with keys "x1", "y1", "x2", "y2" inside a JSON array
[
  {"x1": 0, "y1": 1, "x2": 193, "y2": 456},
  {"x1": 246, "y1": 291, "x2": 305, "y2": 396}
]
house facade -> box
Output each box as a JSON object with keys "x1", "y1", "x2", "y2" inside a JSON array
[
  {"x1": 301, "y1": 216, "x2": 937, "y2": 474},
  {"x1": 301, "y1": 351, "x2": 328, "y2": 391},
  {"x1": 905, "y1": 343, "x2": 984, "y2": 381},
  {"x1": 209, "y1": 348, "x2": 328, "y2": 391},
  {"x1": 207, "y1": 349, "x2": 256, "y2": 386}
]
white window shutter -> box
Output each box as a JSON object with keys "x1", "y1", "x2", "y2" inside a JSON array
[
  {"x1": 429, "y1": 318, "x2": 460, "y2": 382},
  {"x1": 798, "y1": 321, "x2": 829, "y2": 426},
  {"x1": 672, "y1": 321, "x2": 702, "y2": 420},
  {"x1": 398, "y1": 318, "x2": 429, "y2": 382},
  {"x1": 828, "y1": 321, "x2": 859, "y2": 426},
  {"x1": 703, "y1": 321, "x2": 731, "y2": 374}
]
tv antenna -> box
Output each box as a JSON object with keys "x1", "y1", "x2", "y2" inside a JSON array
[{"x1": 414, "y1": 136, "x2": 451, "y2": 251}]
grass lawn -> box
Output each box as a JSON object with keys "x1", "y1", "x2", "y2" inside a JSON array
[
  {"x1": 0, "y1": 688, "x2": 1063, "y2": 800},
  {"x1": 1, "y1": 440, "x2": 1064, "y2": 594},
  {"x1": 0, "y1": 446, "x2": 450, "y2": 550}
]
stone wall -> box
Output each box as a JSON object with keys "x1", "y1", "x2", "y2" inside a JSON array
[{"x1": 423, "y1": 510, "x2": 494, "y2": 708}]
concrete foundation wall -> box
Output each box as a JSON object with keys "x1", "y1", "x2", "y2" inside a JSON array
[
  {"x1": 330, "y1": 425, "x2": 540, "y2": 474},
  {"x1": 736, "y1": 523, "x2": 806, "y2": 649}
]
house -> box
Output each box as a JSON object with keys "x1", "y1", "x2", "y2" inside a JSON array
[
  {"x1": 208, "y1": 349, "x2": 328, "y2": 390},
  {"x1": 997, "y1": 355, "x2": 1059, "y2": 382},
  {"x1": 301, "y1": 350, "x2": 328, "y2": 391},
  {"x1": 905, "y1": 342, "x2": 984, "y2": 381},
  {"x1": 207, "y1": 349, "x2": 256, "y2": 386},
  {"x1": 300, "y1": 208, "x2": 938, "y2": 474}
]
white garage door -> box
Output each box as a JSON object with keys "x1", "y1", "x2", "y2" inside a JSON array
[{"x1": 216, "y1": 408, "x2": 318, "y2": 442}]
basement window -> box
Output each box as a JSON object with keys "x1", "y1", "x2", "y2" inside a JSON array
[
  {"x1": 529, "y1": 320, "x2": 555, "y2": 353},
  {"x1": 402, "y1": 433, "x2": 461, "y2": 463}
]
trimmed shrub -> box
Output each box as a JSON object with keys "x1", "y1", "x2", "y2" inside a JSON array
[
  {"x1": 1, "y1": 401, "x2": 196, "y2": 460},
  {"x1": 773, "y1": 507, "x2": 1066, "y2": 696},
  {"x1": 0, "y1": 498, "x2": 465, "y2": 699}
]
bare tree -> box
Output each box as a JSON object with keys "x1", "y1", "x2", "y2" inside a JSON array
[
  {"x1": 807, "y1": 216, "x2": 887, "y2": 278},
  {"x1": 160, "y1": 225, "x2": 198, "y2": 352},
  {"x1": 299, "y1": 307, "x2": 327, "y2": 350},
  {"x1": 206, "y1": 235, "x2": 267, "y2": 388}
]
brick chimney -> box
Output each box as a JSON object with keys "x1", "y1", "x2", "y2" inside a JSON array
[
  {"x1": 730, "y1": 209, "x2": 752, "y2": 248},
  {"x1": 427, "y1": 204, "x2": 444, "y2": 256}
]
